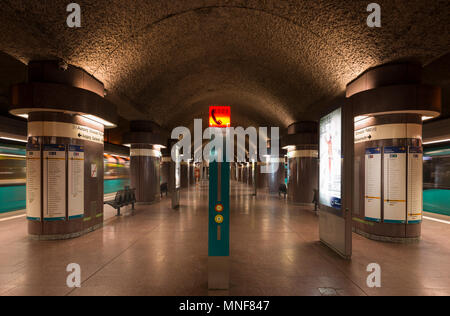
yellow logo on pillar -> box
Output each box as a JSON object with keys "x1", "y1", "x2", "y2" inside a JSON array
[{"x1": 215, "y1": 215, "x2": 224, "y2": 224}]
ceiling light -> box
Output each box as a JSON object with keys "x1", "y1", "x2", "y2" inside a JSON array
[
  {"x1": 354, "y1": 115, "x2": 369, "y2": 123},
  {"x1": 17, "y1": 114, "x2": 29, "y2": 119},
  {"x1": 82, "y1": 114, "x2": 115, "y2": 127},
  {"x1": 422, "y1": 116, "x2": 434, "y2": 121}
]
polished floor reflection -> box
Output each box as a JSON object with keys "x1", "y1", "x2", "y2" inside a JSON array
[{"x1": 0, "y1": 181, "x2": 449, "y2": 296}]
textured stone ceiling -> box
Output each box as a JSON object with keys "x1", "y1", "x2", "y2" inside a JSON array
[{"x1": 0, "y1": 0, "x2": 449, "y2": 130}]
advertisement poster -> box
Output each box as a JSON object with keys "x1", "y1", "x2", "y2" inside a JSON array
[
  {"x1": 383, "y1": 146, "x2": 407, "y2": 223},
  {"x1": 43, "y1": 144, "x2": 66, "y2": 221},
  {"x1": 364, "y1": 147, "x2": 381, "y2": 222},
  {"x1": 68, "y1": 145, "x2": 84, "y2": 219},
  {"x1": 26, "y1": 143, "x2": 41, "y2": 221},
  {"x1": 319, "y1": 108, "x2": 342, "y2": 209},
  {"x1": 407, "y1": 147, "x2": 423, "y2": 223}
]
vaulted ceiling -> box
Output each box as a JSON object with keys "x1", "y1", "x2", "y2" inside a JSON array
[{"x1": 0, "y1": 0, "x2": 449, "y2": 131}]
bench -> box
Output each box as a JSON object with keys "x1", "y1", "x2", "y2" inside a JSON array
[{"x1": 104, "y1": 187, "x2": 136, "y2": 216}]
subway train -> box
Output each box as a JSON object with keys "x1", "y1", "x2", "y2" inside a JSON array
[
  {"x1": 103, "y1": 153, "x2": 130, "y2": 194},
  {"x1": 0, "y1": 142, "x2": 130, "y2": 214},
  {"x1": 423, "y1": 144, "x2": 450, "y2": 216}
]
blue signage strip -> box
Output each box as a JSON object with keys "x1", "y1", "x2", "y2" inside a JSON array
[
  {"x1": 384, "y1": 146, "x2": 407, "y2": 154},
  {"x1": 43, "y1": 217, "x2": 66, "y2": 222},
  {"x1": 365, "y1": 147, "x2": 381, "y2": 155},
  {"x1": 208, "y1": 154, "x2": 230, "y2": 257},
  {"x1": 26, "y1": 143, "x2": 40, "y2": 151},
  {"x1": 68, "y1": 145, "x2": 84, "y2": 153},
  {"x1": 43, "y1": 144, "x2": 66, "y2": 152}
]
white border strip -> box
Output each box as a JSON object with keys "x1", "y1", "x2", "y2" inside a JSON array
[
  {"x1": 0, "y1": 214, "x2": 26, "y2": 222},
  {"x1": 130, "y1": 148, "x2": 161, "y2": 158},
  {"x1": 29, "y1": 121, "x2": 104, "y2": 144},
  {"x1": 423, "y1": 216, "x2": 450, "y2": 225},
  {"x1": 355, "y1": 124, "x2": 422, "y2": 144}
]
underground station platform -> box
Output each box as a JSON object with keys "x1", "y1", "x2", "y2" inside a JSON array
[{"x1": 0, "y1": 0, "x2": 449, "y2": 303}]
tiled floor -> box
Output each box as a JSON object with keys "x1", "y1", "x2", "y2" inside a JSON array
[{"x1": 0, "y1": 181, "x2": 449, "y2": 296}]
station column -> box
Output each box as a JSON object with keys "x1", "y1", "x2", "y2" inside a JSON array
[
  {"x1": 161, "y1": 148, "x2": 171, "y2": 192},
  {"x1": 347, "y1": 63, "x2": 441, "y2": 242},
  {"x1": 282, "y1": 122, "x2": 319, "y2": 205},
  {"x1": 123, "y1": 121, "x2": 166, "y2": 204},
  {"x1": 9, "y1": 60, "x2": 117, "y2": 240}
]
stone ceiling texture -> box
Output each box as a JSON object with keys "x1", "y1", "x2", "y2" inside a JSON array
[{"x1": 0, "y1": 0, "x2": 449, "y2": 130}]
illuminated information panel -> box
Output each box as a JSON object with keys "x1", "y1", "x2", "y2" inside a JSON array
[
  {"x1": 68, "y1": 145, "x2": 84, "y2": 219},
  {"x1": 43, "y1": 144, "x2": 66, "y2": 221},
  {"x1": 26, "y1": 143, "x2": 41, "y2": 221},
  {"x1": 365, "y1": 147, "x2": 382, "y2": 222},
  {"x1": 407, "y1": 147, "x2": 423, "y2": 223},
  {"x1": 319, "y1": 108, "x2": 342, "y2": 210},
  {"x1": 383, "y1": 146, "x2": 407, "y2": 223}
]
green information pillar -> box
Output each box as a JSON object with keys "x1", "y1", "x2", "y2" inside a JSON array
[{"x1": 208, "y1": 146, "x2": 230, "y2": 290}]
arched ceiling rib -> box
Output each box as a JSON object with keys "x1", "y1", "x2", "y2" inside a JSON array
[{"x1": 0, "y1": 0, "x2": 448, "y2": 130}]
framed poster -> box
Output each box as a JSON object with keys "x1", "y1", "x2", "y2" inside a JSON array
[
  {"x1": 68, "y1": 145, "x2": 84, "y2": 219},
  {"x1": 318, "y1": 105, "x2": 353, "y2": 259},
  {"x1": 383, "y1": 146, "x2": 407, "y2": 223},
  {"x1": 26, "y1": 143, "x2": 41, "y2": 221},
  {"x1": 407, "y1": 147, "x2": 423, "y2": 223},
  {"x1": 365, "y1": 147, "x2": 382, "y2": 222},
  {"x1": 43, "y1": 144, "x2": 66, "y2": 221},
  {"x1": 319, "y1": 107, "x2": 342, "y2": 210}
]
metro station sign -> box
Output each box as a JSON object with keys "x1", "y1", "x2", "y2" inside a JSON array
[{"x1": 209, "y1": 106, "x2": 231, "y2": 128}]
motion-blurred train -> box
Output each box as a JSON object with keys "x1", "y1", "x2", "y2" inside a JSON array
[
  {"x1": 0, "y1": 142, "x2": 130, "y2": 214},
  {"x1": 1, "y1": 141, "x2": 449, "y2": 216},
  {"x1": 423, "y1": 145, "x2": 450, "y2": 216}
]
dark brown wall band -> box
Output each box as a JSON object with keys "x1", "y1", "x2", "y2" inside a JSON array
[
  {"x1": 350, "y1": 84, "x2": 441, "y2": 118},
  {"x1": 10, "y1": 82, "x2": 118, "y2": 126}
]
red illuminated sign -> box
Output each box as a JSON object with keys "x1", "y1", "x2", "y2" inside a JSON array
[{"x1": 209, "y1": 106, "x2": 231, "y2": 128}]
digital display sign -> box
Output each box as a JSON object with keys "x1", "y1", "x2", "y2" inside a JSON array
[
  {"x1": 209, "y1": 106, "x2": 231, "y2": 128},
  {"x1": 319, "y1": 107, "x2": 342, "y2": 210}
]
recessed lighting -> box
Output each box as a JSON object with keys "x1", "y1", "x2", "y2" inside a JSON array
[
  {"x1": 82, "y1": 114, "x2": 115, "y2": 127},
  {"x1": 354, "y1": 115, "x2": 369, "y2": 123},
  {"x1": 17, "y1": 114, "x2": 29, "y2": 119},
  {"x1": 422, "y1": 116, "x2": 434, "y2": 121}
]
